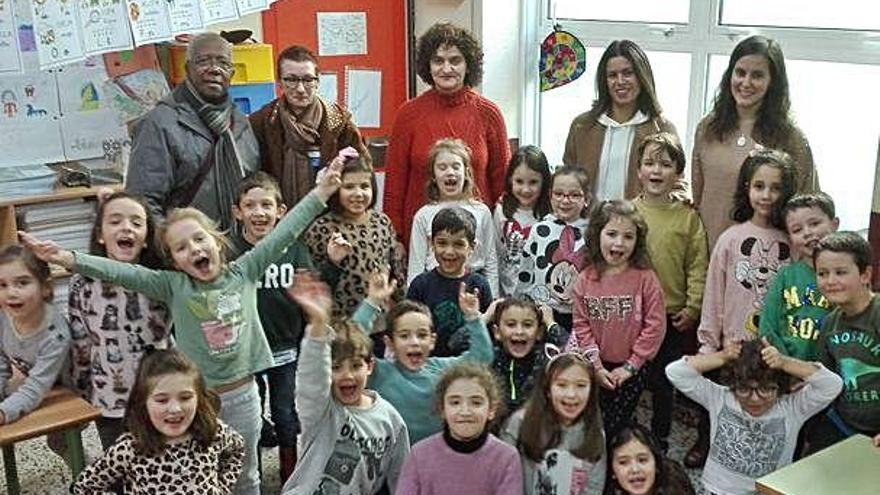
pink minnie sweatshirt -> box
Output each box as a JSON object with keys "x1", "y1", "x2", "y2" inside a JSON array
[{"x1": 567, "y1": 265, "x2": 666, "y2": 370}]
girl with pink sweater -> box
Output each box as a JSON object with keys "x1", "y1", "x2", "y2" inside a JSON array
[
  {"x1": 395, "y1": 362, "x2": 523, "y2": 495},
  {"x1": 566, "y1": 200, "x2": 666, "y2": 439}
]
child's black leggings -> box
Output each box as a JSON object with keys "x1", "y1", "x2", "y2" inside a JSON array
[{"x1": 600, "y1": 361, "x2": 648, "y2": 441}]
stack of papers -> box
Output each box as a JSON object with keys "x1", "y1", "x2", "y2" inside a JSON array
[{"x1": 17, "y1": 198, "x2": 97, "y2": 253}]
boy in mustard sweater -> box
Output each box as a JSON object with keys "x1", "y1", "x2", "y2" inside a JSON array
[{"x1": 633, "y1": 132, "x2": 709, "y2": 451}]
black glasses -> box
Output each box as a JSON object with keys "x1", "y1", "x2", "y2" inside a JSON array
[
  {"x1": 732, "y1": 384, "x2": 779, "y2": 399},
  {"x1": 282, "y1": 75, "x2": 319, "y2": 87}
]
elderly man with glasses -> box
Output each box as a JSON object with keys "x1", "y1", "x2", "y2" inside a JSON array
[
  {"x1": 126, "y1": 32, "x2": 259, "y2": 232},
  {"x1": 249, "y1": 45, "x2": 368, "y2": 207}
]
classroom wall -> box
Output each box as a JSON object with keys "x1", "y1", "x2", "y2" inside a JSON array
[
  {"x1": 413, "y1": 0, "x2": 523, "y2": 138},
  {"x1": 210, "y1": 12, "x2": 264, "y2": 42}
]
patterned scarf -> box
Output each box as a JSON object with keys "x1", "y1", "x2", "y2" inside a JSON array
[
  {"x1": 278, "y1": 96, "x2": 324, "y2": 202},
  {"x1": 177, "y1": 80, "x2": 244, "y2": 231}
]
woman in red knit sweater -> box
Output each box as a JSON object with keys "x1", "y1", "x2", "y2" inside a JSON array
[{"x1": 384, "y1": 22, "x2": 511, "y2": 249}]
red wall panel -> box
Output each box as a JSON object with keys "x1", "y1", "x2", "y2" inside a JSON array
[{"x1": 262, "y1": 0, "x2": 408, "y2": 139}]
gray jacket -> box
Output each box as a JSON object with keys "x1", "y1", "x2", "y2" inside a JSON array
[{"x1": 126, "y1": 88, "x2": 259, "y2": 225}]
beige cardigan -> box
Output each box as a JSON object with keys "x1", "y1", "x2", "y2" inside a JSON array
[
  {"x1": 562, "y1": 110, "x2": 678, "y2": 199},
  {"x1": 691, "y1": 117, "x2": 818, "y2": 249}
]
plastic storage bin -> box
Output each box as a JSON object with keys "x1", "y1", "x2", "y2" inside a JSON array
[
  {"x1": 168, "y1": 44, "x2": 275, "y2": 86},
  {"x1": 229, "y1": 83, "x2": 276, "y2": 115}
]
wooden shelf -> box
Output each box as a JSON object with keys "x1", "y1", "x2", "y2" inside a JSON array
[
  {"x1": 0, "y1": 185, "x2": 120, "y2": 208},
  {"x1": 0, "y1": 185, "x2": 121, "y2": 246}
]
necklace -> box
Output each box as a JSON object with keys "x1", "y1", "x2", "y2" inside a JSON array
[{"x1": 736, "y1": 132, "x2": 747, "y2": 147}]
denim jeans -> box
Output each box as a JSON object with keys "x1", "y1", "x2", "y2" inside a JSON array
[
  {"x1": 259, "y1": 361, "x2": 301, "y2": 448},
  {"x1": 219, "y1": 380, "x2": 262, "y2": 495}
]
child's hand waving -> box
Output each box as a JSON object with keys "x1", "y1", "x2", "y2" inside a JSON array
[
  {"x1": 458, "y1": 283, "x2": 480, "y2": 320},
  {"x1": 366, "y1": 268, "x2": 398, "y2": 308},
  {"x1": 327, "y1": 232, "x2": 353, "y2": 265},
  {"x1": 315, "y1": 148, "x2": 355, "y2": 201},
  {"x1": 18, "y1": 231, "x2": 75, "y2": 269},
  {"x1": 288, "y1": 273, "x2": 332, "y2": 336}
]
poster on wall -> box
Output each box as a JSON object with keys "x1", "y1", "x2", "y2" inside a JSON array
[
  {"x1": 126, "y1": 0, "x2": 173, "y2": 46},
  {"x1": 77, "y1": 0, "x2": 133, "y2": 56},
  {"x1": 235, "y1": 0, "x2": 269, "y2": 16},
  {"x1": 0, "y1": 71, "x2": 65, "y2": 166},
  {"x1": 201, "y1": 0, "x2": 239, "y2": 25},
  {"x1": 317, "y1": 71, "x2": 337, "y2": 105},
  {"x1": 0, "y1": 0, "x2": 22, "y2": 73},
  {"x1": 167, "y1": 0, "x2": 205, "y2": 35},
  {"x1": 31, "y1": 0, "x2": 87, "y2": 68},
  {"x1": 345, "y1": 67, "x2": 380, "y2": 128},
  {"x1": 317, "y1": 12, "x2": 367, "y2": 56}
]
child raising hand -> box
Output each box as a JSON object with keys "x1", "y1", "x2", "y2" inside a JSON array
[{"x1": 284, "y1": 274, "x2": 410, "y2": 494}]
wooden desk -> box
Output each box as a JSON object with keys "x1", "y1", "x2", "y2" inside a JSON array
[
  {"x1": 0, "y1": 388, "x2": 101, "y2": 495},
  {"x1": 756, "y1": 434, "x2": 880, "y2": 495}
]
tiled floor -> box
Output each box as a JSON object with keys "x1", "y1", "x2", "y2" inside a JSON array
[{"x1": 0, "y1": 395, "x2": 707, "y2": 494}]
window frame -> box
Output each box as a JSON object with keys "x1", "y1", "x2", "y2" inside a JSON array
[{"x1": 521, "y1": 0, "x2": 880, "y2": 154}]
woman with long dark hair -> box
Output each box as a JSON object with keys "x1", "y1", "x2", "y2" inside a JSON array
[
  {"x1": 692, "y1": 35, "x2": 817, "y2": 248},
  {"x1": 563, "y1": 40, "x2": 678, "y2": 201}
]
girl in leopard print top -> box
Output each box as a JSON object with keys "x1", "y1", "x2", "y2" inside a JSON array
[
  {"x1": 303, "y1": 155, "x2": 406, "y2": 322},
  {"x1": 72, "y1": 349, "x2": 245, "y2": 494}
]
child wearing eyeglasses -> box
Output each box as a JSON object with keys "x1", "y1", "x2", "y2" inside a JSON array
[{"x1": 666, "y1": 338, "x2": 841, "y2": 495}]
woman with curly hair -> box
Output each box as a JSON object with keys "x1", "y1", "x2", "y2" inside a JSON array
[
  {"x1": 385, "y1": 22, "x2": 511, "y2": 249},
  {"x1": 693, "y1": 35, "x2": 818, "y2": 249},
  {"x1": 563, "y1": 40, "x2": 679, "y2": 202}
]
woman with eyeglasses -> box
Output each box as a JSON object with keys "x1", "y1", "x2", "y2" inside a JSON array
[
  {"x1": 693, "y1": 35, "x2": 818, "y2": 249},
  {"x1": 385, "y1": 22, "x2": 511, "y2": 249},
  {"x1": 562, "y1": 40, "x2": 679, "y2": 202},
  {"x1": 250, "y1": 45, "x2": 369, "y2": 206}
]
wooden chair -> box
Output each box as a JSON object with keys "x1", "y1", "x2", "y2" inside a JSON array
[{"x1": 0, "y1": 388, "x2": 101, "y2": 495}]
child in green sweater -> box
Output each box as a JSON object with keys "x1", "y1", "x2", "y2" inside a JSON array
[
  {"x1": 760, "y1": 192, "x2": 839, "y2": 361},
  {"x1": 19, "y1": 154, "x2": 344, "y2": 495},
  {"x1": 350, "y1": 270, "x2": 494, "y2": 444}
]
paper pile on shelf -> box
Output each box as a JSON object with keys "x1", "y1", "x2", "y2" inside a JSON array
[
  {"x1": 17, "y1": 199, "x2": 96, "y2": 253},
  {"x1": 0, "y1": 165, "x2": 57, "y2": 198}
]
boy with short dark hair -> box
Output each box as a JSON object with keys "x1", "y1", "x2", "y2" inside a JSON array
[
  {"x1": 229, "y1": 171, "x2": 345, "y2": 480},
  {"x1": 633, "y1": 132, "x2": 709, "y2": 451},
  {"x1": 406, "y1": 206, "x2": 492, "y2": 357},
  {"x1": 285, "y1": 275, "x2": 409, "y2": 493},
  {"x1": 810, "y1": 231, "x2": 880, "y2": 451},
  {"x1": 760, "y1": 192, "x2": 839, "y2": 361}
]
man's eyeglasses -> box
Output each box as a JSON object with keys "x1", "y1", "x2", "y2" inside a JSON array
[
  {"x1": 282, "y1": 75, "x2": 319, "y2": 88},
  {"x1": 192, "y1": 56, "x2": 233, "y2": 73},
  {"x1": 732, "y1": 384, "x2": 779, "y2": 399}
]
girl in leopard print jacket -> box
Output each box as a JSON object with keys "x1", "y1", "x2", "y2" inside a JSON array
[{"x1": 72, "y1": 349, "x2": 245, "y2": 494}]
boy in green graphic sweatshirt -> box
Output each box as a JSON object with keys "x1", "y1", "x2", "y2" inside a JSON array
[
  {"x1": 809, "y1": 232, "x2": 880, "y2": 453},
  {"x1": 760, "y1": 193, "x2": 839, "y2": 361}
]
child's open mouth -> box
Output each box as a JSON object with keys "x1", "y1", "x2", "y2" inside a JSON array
[
  {"x1": 507, "y1": 337, "x2": 531, "y2": 356},
  {"x1": 194, "y1": 256, "x2": 211, "y2": 273},
  {"x1": 115, "y1": 237, "x2": 135, "y2": 250},
  {"x1": 404, "y1": 351, "x2": 426, "y2": 368},
  {"x1": 5, "y1": 301, "x2": 24, "y2": 311}
]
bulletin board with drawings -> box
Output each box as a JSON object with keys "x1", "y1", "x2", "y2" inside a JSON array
[{"x1": 261, "y1": 0, "x2": 409, "y2": 139}]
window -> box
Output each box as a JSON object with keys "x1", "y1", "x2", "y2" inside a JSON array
[
  {"x1": 527, "y1": 0, "x2": 880, "y2": 232},
  {"x1": 552, "y1": 0, "x2": 690, "y2": 24},
  {"x1": 720, "y1": 0, "x2": 880, "y2": 31}
]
